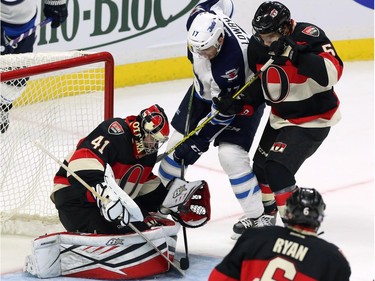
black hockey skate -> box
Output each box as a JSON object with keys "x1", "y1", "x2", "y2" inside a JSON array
[{"x1": 231, "y1": 214, "x2": 275, "y2": 240}]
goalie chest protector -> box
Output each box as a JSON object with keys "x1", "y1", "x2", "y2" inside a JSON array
[{"x1": 24, "y1": 221, "x2": 180, "y2": 279}]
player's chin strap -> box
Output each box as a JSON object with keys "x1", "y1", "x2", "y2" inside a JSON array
[{"x1": 159, "y1": 178, "x2": 211, "y2": 228}]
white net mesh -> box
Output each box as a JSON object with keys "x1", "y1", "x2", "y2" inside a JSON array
[{"x1": 0, "y1": 51, "x2": 113, "y2": 235}]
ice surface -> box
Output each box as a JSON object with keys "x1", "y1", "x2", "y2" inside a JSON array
[{"x1": 1, "y1": 61, "x2": 374, "y2": 280}]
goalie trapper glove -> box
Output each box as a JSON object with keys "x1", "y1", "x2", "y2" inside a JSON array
[
  {"x1": 160, "y1": 179, "x2": 211, "y2": 228},
  {"x1": 44, "y1": 0, "x2": 68, "y2": 28},
  {"x1": 174, "y1": 181, "x2": 211, "y2": 228},
  {"x1": 94, "y1": 182, "x2": 130, "y2": 226}
]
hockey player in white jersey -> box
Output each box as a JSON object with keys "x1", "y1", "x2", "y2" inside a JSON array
[
  {"x1": 158, "y1": 0, "x2": 274, "y2": 240},
  {"x1": 1, "y1": 0, "x2": 68, "y2": 133}
]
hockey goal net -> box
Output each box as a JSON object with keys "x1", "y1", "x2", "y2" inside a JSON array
[{"x1": 0, "y1": 51, "x2": 114, "y2": 236}]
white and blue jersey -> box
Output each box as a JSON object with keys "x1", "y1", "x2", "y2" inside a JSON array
[
  {"x1": 159, "y1": 0, "x2": 266, "y2": 221},
  {"x1": 188, "y1": 15, "x2": 251, "y2": 103},
  {"x1": 172, "y1": 0, "x2": 264, "y2": 144},
  {"x1": 1, "y1": 0, "x2": 38, "y2": 36},
  {"x1": 1, "y1": 0, "x2": 39, "y2": 54}
]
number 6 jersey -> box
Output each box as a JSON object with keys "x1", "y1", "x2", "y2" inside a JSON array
[{"x1": 209, "y1": 225, "x2": 351, "y2": 281}]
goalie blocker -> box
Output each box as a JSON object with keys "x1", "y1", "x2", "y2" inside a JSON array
[{"x1": 24, "y1": 217, "x2": 180, "y2": 280}]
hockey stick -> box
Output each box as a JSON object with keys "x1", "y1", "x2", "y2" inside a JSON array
[
  {"x1": 127, "y1": 223, "x2": 186, "y2": 276},
  {"x1": 33, "y1": 141, "x2": 186, "y2": 276},
  {"x1": 8, "y1": 18, "x2": 52, "y2": 47},
  {"x1": 33, "y1": 141, "x2": 143, "y2": 221},
  {"x1": 156, "y1": 57, "x2": 274, "y2": 162},
  {"x1": 178, "y1": 83, "x2": 196, "y2": 270}
]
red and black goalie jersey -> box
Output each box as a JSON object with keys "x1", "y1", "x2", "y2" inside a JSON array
[{"x1": 52, "y1": 117, "x2": 158, "y2": 208}]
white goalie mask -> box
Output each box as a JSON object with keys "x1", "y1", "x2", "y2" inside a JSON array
[{"x1": 187, "y1": 12, "x2": 225, "y2": 55}]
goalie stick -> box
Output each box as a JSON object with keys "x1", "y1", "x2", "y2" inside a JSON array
[
  {"x1": 8, "y1": 18, "x2": 52, "y2": 47},
  {"x1": 156, "y1": 57, "x2": 275, "y2": 162},
  {"x1": 33, "y1": 141, "x2": 186, "y2": 276},
  {"x1": 178, "y1": 83, "x2": 196, "y2": 270},
  {"x1": 33, "y1": 141, "x2": 143, "y2": 221}
]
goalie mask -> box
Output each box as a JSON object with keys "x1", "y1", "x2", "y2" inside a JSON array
[{"x1": 134, "y1": 104, "x2": 170, "y2": 156}]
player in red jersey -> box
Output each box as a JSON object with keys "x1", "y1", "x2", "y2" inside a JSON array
[
  {"x1": 25, "y1": 104, "x2": 211, "y2": 279},
  {"x1": 215, "y1": 1, "x2": 343, "y2": 224},
  {"x1": 208, "y1": 187, "x2": 351, "y2": 280},
  {"x1": 52, "y1": 104, "x2": 210, "y2": 234}
]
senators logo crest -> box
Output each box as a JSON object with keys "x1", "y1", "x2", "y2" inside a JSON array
[
  {"x1": 270, "y1": 142, "x2": 287, "y2": 153},
  {"x1": 302, "y1": 26, "x2": 320, "y2": 37},
  {"x1": 108, "y1": 121, "x2": 124, "y2": 135}
]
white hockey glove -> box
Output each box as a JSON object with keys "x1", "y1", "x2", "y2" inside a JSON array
[
  {"x1": 94, "y1": 182, "x2": 130, "y2": 226},
  {"x1": 159, "y1": 178, "x2": 211, "y2": 228},
  {"x1": 92, "y1": 164, "x2": 144, "y2": 226},
  {"x1": 103, "y1": 164, "x2": 144, "y2": 222}
]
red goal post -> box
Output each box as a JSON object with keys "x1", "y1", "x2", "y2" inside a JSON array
[{"x1": 0, "y1": 51, "x2": 114, "y2": 235}]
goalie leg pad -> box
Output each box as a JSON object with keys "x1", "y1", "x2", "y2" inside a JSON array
[
  {"x1": 24, "y1": 219, "x2": 180, "y2": 280},
  {"x1": 24, "y1": 235, "x2": 61, "y2": 278}
]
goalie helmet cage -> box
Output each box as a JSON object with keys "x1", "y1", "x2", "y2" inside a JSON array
[{"x1": 0, "y1": 51, "x2": 114, "y2": 236}]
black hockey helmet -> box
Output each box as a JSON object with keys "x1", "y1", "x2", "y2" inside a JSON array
[
  {"x1": 252, "y1": 1, "x2": 291, "y2": 35},
  {"x1": 284, "y1": 188, "x2": 326, "y2": 228}
]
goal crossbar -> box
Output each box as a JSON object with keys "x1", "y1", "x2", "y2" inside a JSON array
[{"x1": 1, "y1": 51, "x2": 114, "y2": 119}]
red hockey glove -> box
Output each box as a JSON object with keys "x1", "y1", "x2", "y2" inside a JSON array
[{"x1": 172, "y1": 181, "x2": 211, "y2": 228}]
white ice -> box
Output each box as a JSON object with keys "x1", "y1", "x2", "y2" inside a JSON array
[{"x1": 1, "y1": 61, "x2": 374, "y2": 280}]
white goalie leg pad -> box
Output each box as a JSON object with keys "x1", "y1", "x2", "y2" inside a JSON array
[
  {"x1": 160, "y1": 178, "x2": 205, "y2": 214},
  {"x1": 24, "y1": 234, "x2": 61, "y2": 278},
  {"x1": 219, "y1": 143, "x2": 264, "y2": 218},
  {"x1": 25, "y1": 221, "x2": 181, "y2": 279}
]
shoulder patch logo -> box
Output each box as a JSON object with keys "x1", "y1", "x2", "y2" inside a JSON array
[
  {"x1": 108, "y1": 121, "x2": 124, "y2": 135},
  {"x1": 270, "y1": 142, "x2": 287, "y2": 153},
  {"x1": 302, "y1": 26, "x2": 320, "y2": 37},
  {"x1": 221, "y1": 68, "x2": 239, "y2": 82}
]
